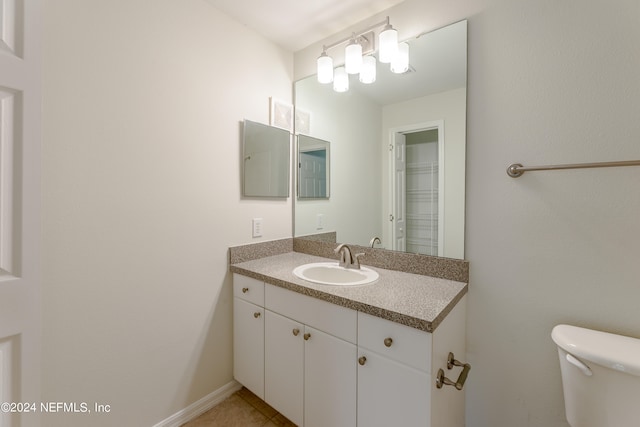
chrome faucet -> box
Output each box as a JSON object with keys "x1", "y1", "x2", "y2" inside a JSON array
[
  {"x1": 369, "y1": 236, "x2": 381, "y2": 248},
  {"x1": 334, "y1": 244, "x2": 364, "y2": 269}
]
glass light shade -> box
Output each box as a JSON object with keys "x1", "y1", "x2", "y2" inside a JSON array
[
  {"x1": 333, "y1": 67, "x2": 349, "y2": 92},
  {"x1": 345, "y1": 39, "x2": 363, "y2": 74},
  {"x1": 378, "y1": 24, "x2": 398, "y2": 63},
  {"x1": 359, "y1": 55, "x2": 377, "y2": 84},
  {"x1": 390, "y1": 42, "x2": 410, "y2": 74},
  {"x1": 317, "y1": 52, "x2": 334, "y2": 84}
]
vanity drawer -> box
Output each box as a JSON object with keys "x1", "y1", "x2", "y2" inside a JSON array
[
  {"x1": 358, "y1": 311, "x2": 432, "y2": 372},
  {"x1": 233, "y1": 274, "x2": 265, "y2": 307},
  {"x1": 265, "y1": 283, "x2": 357, "y2": 344}
]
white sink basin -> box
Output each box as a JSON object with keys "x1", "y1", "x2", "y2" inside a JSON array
[{"x1": 293, "y1": 262, "x2": 379, "y2": 286}]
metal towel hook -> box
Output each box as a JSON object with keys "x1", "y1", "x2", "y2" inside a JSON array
[{"x1": 436, "y1": 352, "x2": 471, "y2": 391}]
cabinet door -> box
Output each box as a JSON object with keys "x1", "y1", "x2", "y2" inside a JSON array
[
  {"x1": 304, "y1": 326, "x2": 357, "y2": 427},
  {"x1": 233, "y1": 298, "x2": 264, "y2": 399},
  {"x1": 265, "y1": 310, "x2": 304, "y2": 426},
  {"x1": 358, "y1": 351, "x2": 430, "y2": 427}
]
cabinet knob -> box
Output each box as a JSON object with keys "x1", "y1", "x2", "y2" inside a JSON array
[
  {"x1": 384, "y1": 337, "x2": 393, "y2": 347},
  {"x1": 242, "y1": 287, "x2": 249, "y2": 293},
  {"x1": 253, "y1": 312, "x2": 261, "y2": 318},
  {"x1": 292, "y1": 328, "x2": 300, "y2": 336},
  {"x1": 358, "y1": 356, "x2": 367, "y2": 366},
  {"x1": 304, "y1": 333, "x2": 311, "y2": 341}
]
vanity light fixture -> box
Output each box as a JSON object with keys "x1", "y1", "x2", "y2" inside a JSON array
[
  {"x1": 315, "y1": 16, "x2": 409, "y2": 92},
  {"x1": 345, "y1": 34, "x2": 363, "y2": 74},
  {"x1": 378, "y1": 21, "x2": 398, "y2": 64},
  {"x1": 317, "y1": 49, "x2": 333, "y2": 84}
]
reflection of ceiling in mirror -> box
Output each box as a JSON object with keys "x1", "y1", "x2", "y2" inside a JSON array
[{"x1": 351, "y1": 21, "x2": 467, "y2": 106}]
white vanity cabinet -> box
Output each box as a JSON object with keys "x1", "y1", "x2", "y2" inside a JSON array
[
  {"x1": 357, "y1": 299, "x2": 467, "y2": 427},
  {"x1": 232, "y1": 273, "x2": 467, "y2": 427},
  {"x1": 233, "y1": 274, "x2": 265, "y2": 399},
  {"x1": 264, "y1": 283, "x2": 357, "y2": 427},
  {"x1": 357, "y1": 312, "x2": 432, "y2": 427}
]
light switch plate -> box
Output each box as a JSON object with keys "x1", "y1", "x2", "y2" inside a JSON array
[{"x1": 252, "y1": 218, "x2": 263, "y2": 238}]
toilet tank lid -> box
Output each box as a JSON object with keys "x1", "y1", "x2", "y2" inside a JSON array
[{"x1": 552, "y1": 324, "x2": 640, "y2": 377}]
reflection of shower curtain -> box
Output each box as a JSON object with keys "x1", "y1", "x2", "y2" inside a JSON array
[{"x1": 406, "y1": 157, "x2": 438, "y2": 256}]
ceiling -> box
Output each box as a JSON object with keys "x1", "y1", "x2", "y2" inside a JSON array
[{"x1": 203, "y1": 0, "x2": 407, "y2": 52}]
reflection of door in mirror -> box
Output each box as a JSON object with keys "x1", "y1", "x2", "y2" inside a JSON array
[
  {"x1": 391, "y1": 122, "x2": 444, "y2": 256},
  {"x1": 299, "y1": 150, "x2": 327, "y2": 198},
  {"x1": 297, "y1": 134, "x2": 330, "y2": 199}
]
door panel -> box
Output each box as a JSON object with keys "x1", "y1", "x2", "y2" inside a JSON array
[
  {"x1": 264, "y1": 310, "x2": 304, "y2": 426},
  {"x1": 393, "y1": 134, "x2": 406, "y2": 251},
  {"x1": 0, "y1": 1, "x2": 41, "y2": 426}
]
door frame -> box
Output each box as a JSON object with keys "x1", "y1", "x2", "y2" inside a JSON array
[{"x1": 388, "y1": 120, "x2": 444, "y2": 255}]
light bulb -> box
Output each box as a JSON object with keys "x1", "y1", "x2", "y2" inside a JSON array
[
  {"x1": 378, "y1": 24, "x2": 398, "y2": 64},
  {"x1": 345, "y1": 37, "x2": 363, "y2": 75},
  {"x1": 359, "y1": 55, "x2": 377, "y2": 84},
  {"x1": 333, "y1": 67, "x2": 349, "y2": 92},
  {"x1": 390, "y1": 42, "x2": 409, "y2": 74},
  {"x1": 317, "y1": 51, "x2": 333, "y2": 84}
]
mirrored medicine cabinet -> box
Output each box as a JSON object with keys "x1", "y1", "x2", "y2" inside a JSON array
[{"x1": 242, "y1": 119, "x2": 291, "y2": 198}]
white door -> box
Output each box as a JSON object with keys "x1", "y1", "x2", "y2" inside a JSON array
[
  {"x1": 389, "y1": 121, "x2": 445, "y2": 255},
  {"x1": 299, "y1": 151, "x2": 326, "y2": 198},
  {"x1": 304, "y1": 326, "x2": 356, "y2": 427},
  {"x1": 357, "y1": 351, "x2": 430, "y2": 427},
  {"x1": 0, "y1": 1, "x2": 42, "y2": 427},
  {"x1": 264, "y1": 310, "x2": 304, "y2": 427},
  {"x1": 233, "y1": 298, "x2": 264, "y2": 399},
  {"x1": 391, "y1": 134, "x2": 406, "y2": 251}
]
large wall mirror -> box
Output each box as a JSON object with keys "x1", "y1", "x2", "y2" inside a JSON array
[
  {"x1": 243, "y1": 119, "x2": 291, "y2": 198},
  {"x1": 294, "y1": 20, "x2": 467, "y2": 259}
]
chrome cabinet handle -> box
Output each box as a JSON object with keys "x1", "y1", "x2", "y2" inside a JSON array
[
  {"x1": 384, "y1": 337, "x2": 393, "y2": 347},
  {"x1": 358, "y1": 356, "x2": 367, "y2": 366},
  {"x1": 242, "y1": 287, "x2": 249, "y2": 293},
  {"x1": 304, "y1": 333, "x2": 311, "y2": 341},
  {"x1": 292, "y1": 328, "x2": 300, "y2": 336},
  {"x1": 253, "y1": 312, "x2": 261, "y2": 318}
]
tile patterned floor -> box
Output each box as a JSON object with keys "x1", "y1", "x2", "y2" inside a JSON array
[{"x1": 181, "y1": 387, "x2": 297, "y2": 427}]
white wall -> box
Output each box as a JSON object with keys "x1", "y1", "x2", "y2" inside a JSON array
[
  {"x1": 295, "y1": 0, "x2": 640, "y2": 426},
  {"x1": 41, "y1": 1, "x2": 292, "y2": 426},
  {"x1": 382, "y1": 88, "x2": 466, "y2": 259}
]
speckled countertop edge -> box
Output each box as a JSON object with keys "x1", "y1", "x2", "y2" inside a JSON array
[{"x1": 230, "y1": 251, "x2": 468, "y2": 333}]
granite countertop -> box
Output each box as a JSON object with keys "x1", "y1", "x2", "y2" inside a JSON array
[{"x1": 230, "y1": 251, "x2": 468, "y2": 333}]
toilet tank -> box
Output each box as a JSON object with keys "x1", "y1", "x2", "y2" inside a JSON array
[{"x1": 551, "y1": 324, "x2": 640, "y2": 427}]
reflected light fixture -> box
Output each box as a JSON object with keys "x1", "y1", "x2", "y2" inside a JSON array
[
  {"x1": 390, "y1": 41, "x2": 409, "y2": 74},
  {"x1": 315, "y1": 16, "x2": 409, "y2": 92},
  {"x1": 333, "y1": 67, "x2": 349, "y2": 92},
  {"x1": 359, "y1": 55, "x2": 377, "y2": 84}
]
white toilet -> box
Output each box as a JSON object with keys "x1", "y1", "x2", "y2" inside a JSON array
[{"x1": 552, "y1": 324, "x2": 640, "y2": 427}]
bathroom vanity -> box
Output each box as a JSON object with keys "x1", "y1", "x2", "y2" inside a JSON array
[{"x1": 230, "y1": 248, "x2": 468, "y2": 427}]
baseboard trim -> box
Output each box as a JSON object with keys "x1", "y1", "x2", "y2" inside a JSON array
[{"x1": 152, "y1": 380, "x2": 242, "y2": 427}]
